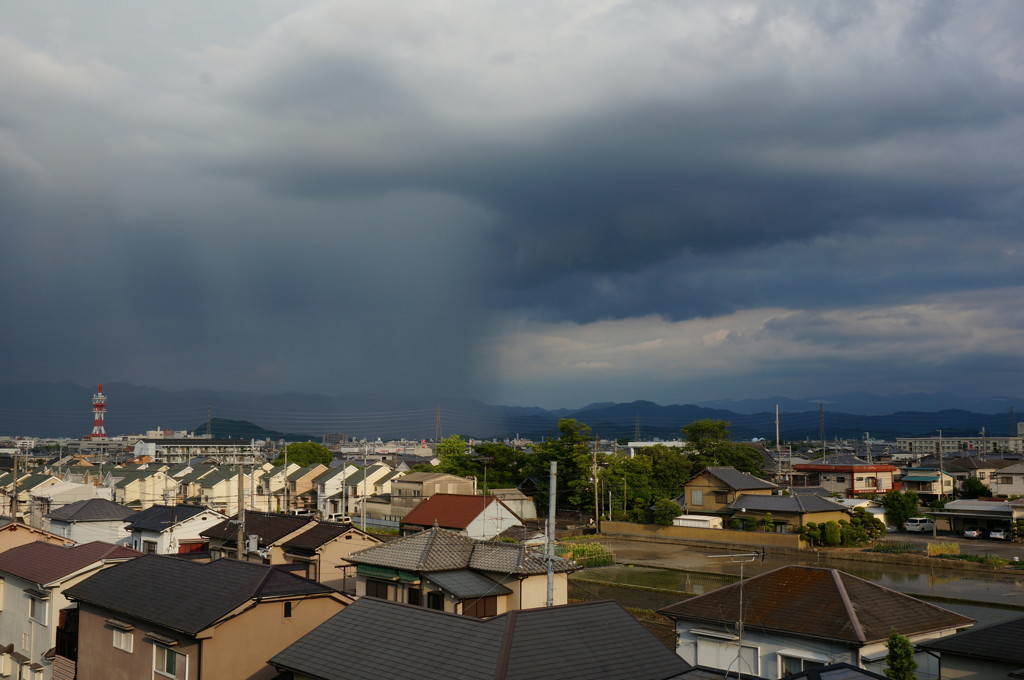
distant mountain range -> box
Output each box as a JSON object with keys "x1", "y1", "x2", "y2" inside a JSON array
[{"x1": 0, "y1": 381, "x2": 1020, "y2": 442}]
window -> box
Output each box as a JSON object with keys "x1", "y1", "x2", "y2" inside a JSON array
[
  {"x1": 836, "y1": 476, "x2": 846, "y2": 483},
  {"x1": 113, "y1": 629, "x2": 133, "y2": 653},
  {"x1": 427, "y1": 592, "x2": 445, "y2": 611},
  {"x1": 780, "y1": 654, "x2": 825, "y2": 674},
  {"x1": 154, "y1": 646, "x2": 182, "y2": 678},
  {"x1": 690, "y1": 489, "x2": 704, "y2": 506},
  {"x1": 283, "y1": 602, "x2": 292, "y2": 618},
  {"x1": 142, "y1": 540, "x2": 158, "y2": 554},
  {"x1": 28, "y1": 596, "x2": 46, "y2": 625},
  {"x1": 408, "y1": 588, "x2": 422, "y2": 606},
  {"x1": 694, "y1": 635, "x2": 758, "y2": 675},
  {"x1": 365, "y1": 580, "x2": 389, "y2": 599},
  {"x1": 463, "y1": 596, "x2": 498, "y2": 618}
]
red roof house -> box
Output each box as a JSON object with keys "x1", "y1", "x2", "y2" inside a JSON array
[{"x1": 401, "y1": 493, "x2": 523, "y2": 539}]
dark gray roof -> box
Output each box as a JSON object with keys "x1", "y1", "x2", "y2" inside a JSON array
[
  {"x1": 124, "y1": 505, "x2": 213, "y2": 532},
  {"x1": 45, "y1": 498, "x2": 136, "y2": 523},
  {"x1": 918, "y1": 614, "x2": 1024, "y2": 664},
  {"x1": 270, "y1": 598, "x2": 691, "y2": 680},
  {"x1": 281, "y1": 522, "x2": 359, "y2": 554},
  {"x1": 702, "y1": 467, "x2": 776, "y2": 490},
  {"x1": 65, "y1": 554, "x2": 336, "y2": 635},
  {"x1": 347, "y1": 528, "x2": 573, "y2": 575},
  {"x1": 425, "y1": 570, "x2": 513, "y2": 599},
  {"x1": 788, "y1": 486, "x2": 831, "y2": 497},
  {"x1": 729, "y1": 494, "x2": 849, "y2": 514},
  {"x1": 201, "y1": 511, "x2": 313, "y2": 548},
  {"x1": 786, "y1": 663, "x2": 886, "y2": 679}
]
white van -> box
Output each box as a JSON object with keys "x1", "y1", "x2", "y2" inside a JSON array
[{"x1": 905, "y1": 517, "x2": 934, "y2": 532}]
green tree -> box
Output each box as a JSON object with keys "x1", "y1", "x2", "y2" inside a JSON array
[
  {"x1": 881, "y1": 490, "x2": 920, "y2": 529},
  {"x1": 652, "y1": 499, "x2": 682, "y2": 525},
  {"x1": 823, "y1": 520, "x2": 842, "y2": 546},
  {"x1": 472, "y1": 442, "x2": 521, "y2": 490},
  {"x1": 960, "y1": 476, "x2": 992, "y2": 499},
  {"x1": 681, "y1": 419, "x2": 764, "y2": 476},
  {"x1": 273, "y1": 441, "x2": 331, "y2": 467},
  {"x1": 527, "y1": 419, "x2": 598, "y2": 513},
  {"x1": 435, "y1": 435, "x2": 477, "y2": 478},
  {"x1": 883, "y1": 630, "x2": 918, "y2": 680}
]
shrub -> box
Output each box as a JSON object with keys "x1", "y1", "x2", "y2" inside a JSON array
[
  {"x1": 823, "y1": 521, "x2": 842, "y2": 547},
  {"x1": 872, "y1": 540, "x2": 916, "y2": 554},
  {"x1": 928, "y1": 542, "x2": 958, "y2": 557}
]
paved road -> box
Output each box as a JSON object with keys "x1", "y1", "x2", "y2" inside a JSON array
[{"x1": 890, "y1": 530, "x2": 1024, "y2": 560}]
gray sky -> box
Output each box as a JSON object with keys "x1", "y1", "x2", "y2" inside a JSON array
[{"x1": 2, "y1": 1, "x2": 1023, "y2": 409}]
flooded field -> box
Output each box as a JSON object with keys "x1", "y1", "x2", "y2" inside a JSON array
[{"x1": 571, "y1": 540, "x2": 1024, "y2": 627}]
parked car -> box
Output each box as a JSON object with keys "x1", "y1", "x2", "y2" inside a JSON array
[
  {"x1": 988, "y1": 528, "x2": 1009, "y2": 541},
  {"x1": 324, "y1": 513, "x2": 352, "y2": 523},
  {"x1": 905, "y1": 518, "x2": 935, "y2": 532},
  {"x1": 963, "y1": 527, "x2": 985, "y2": 539}
]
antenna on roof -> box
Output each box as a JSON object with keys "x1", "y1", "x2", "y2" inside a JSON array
[{"x1": 707, "y1": 552, "x2": 759, "y2": 679}]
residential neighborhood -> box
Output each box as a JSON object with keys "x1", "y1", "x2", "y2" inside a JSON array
[{"x1": 0, "y1": 416, "x2": 1022, "y2": 679}]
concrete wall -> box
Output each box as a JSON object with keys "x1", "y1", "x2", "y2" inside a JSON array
[{"x1": 601, "y1": 521, "x2": 806, "y2": 548}]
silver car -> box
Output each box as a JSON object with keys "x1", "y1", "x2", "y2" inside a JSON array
[{"x1": 989, "y1": 528, "x2": 1009, "y2": 541}]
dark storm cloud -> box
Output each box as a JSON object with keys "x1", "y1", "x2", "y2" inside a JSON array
[{"x1": 3, "y1": 0, "x2": 1024, "y2": 407}]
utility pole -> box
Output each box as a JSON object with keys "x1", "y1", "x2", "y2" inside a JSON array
[
  {"x1": 236, "y1": 460, "x2": 245, "y2": 560},
  {"x1": 710, "y1": 552, "x2": 758, "y2": 679},
  {"x1": 592, "y1": 437, "x2": 600, "y2": 532},
  {"x1": 546, "y1": 461, "x2": 557, "y2": 607},
  {"x1": 818, "y1": 403, "x2": 825, "y2": 458},
  {"x1": 434, "y1": 406, "x2": 442, "y2": 444}
]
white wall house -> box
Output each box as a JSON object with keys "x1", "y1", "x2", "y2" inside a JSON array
[{"x1": 124, "y1": 504, "x2": 229, "y2": 554}]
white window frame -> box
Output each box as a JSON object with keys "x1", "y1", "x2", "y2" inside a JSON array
[
  {"x1": 28, "y1": 596, "x2": 46, "y2": 626},
  {"x1": 153, "y1": 645, "x2": 183, "y2": 679},
  {"x1": 112, "y1": 628, "x2": 133, "y2": 653}
]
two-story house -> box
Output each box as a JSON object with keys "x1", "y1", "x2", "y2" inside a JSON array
[
  {"x1": 388, "y1": 472, "x2": 475, "y2": 521},
  {"x1": 123, "y1": 504, "x2": 228, "y2": 555},
  {"x1": 659, "y1": 565, "x2": 974, "y2": 679},
  {"x1": 346, "y1": 527, "x2": 575, "y2": 617},
  {"x1": 677, "y1": 467, "x2": 777, "y2": 518},
  {"x1": 42, "y1": 498, "x2": 135, "y2": 546},
  {"x1": 65, "y1": 554, "x2": 350, "y2": 680},
  {"x1": 400, "y1": 493, "x2": 522, "y2": 539},
  {"x1": 310, "y1": 463, "x2": 360, "y2": 516},
  {"x1": 791, "y1": 456, "x2": 898, "y2": 497},
  {"x1": 0, "y1": 541, "x2": 139, "y2": 680},
  {"x1": 201, "y1": 511, "x2": 315, "y2": 562}
]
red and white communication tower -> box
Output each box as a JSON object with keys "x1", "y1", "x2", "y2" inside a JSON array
[{"x1": 89, "y1": 383, "x2": 107, "y2": 439}]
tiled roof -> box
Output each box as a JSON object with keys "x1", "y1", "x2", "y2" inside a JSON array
[
  {"x1": 425, "y1": 570, "x2": 513, "y2": 598},
  {"x1": 403, "y1": 494, "x2": 514, "y2": 530},
  {"x1": 659, "y1": 565, "x2": 973, "y2": 644},
  {"x1": 347, "y1": 527, "x2": 572, "y2": 575},
  {"x1": 201, "y1": 511, "x2": 312, "y2": 547},
  {"x1": 65, "y1": 554, "x2": 338, "y2": 635},
  {"x1": 281, "y1": 522, "x2": 359, "y2": 553},
  {"x1": 701, "y1": 467, "x2": 777, "y2": 490},
  {"x1": 124, "y1": 505, "x2": 214, "y2": 532},
  {"x1": 786, "y1": 663, "x2": 886, "y2": 680},
  {"x1": 0, "y1": 541, "x2": 140, "y2": 586},
  {"x1": 918, "y1": 614, "x2": 1024, "y2": 664},
  {"x1": 270, "y1": 598, "x2": 690, "y2": 680},
  {"x1": 45, "y1": 498, "x2": 136, "y2": 522},
  {"x1": 729, "y1": 494, "x2": 849, "y2": 514}
]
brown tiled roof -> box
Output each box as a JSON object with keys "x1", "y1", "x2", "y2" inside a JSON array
[
  {"x1": 403, "y1": 494, "x2": 516, "y2": 530},
  {"x1": 659, "y1": 565, "x2": 973, "y2": 644},
  {"x1": 0, "y1": 541, "x2": 140, "y2": 586}
]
